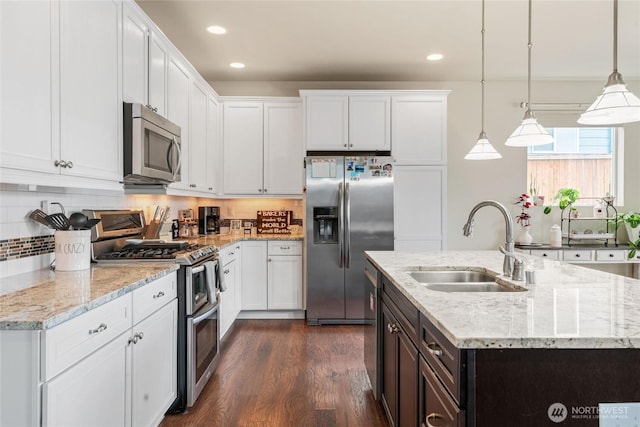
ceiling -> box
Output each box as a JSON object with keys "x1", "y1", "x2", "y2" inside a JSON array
[{"x1": 135, "y1": 0, "x2": 640, "y2": 83}]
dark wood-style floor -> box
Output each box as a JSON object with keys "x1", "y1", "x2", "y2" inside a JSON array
[{"x1": 161, "y1": 319, "x2": 389, "y2": 427}]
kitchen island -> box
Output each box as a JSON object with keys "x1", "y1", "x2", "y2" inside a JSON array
[{"x1": 365, "y1": 250, "x2": 640, "y2": 427}]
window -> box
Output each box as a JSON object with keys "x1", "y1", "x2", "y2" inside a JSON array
[{"x1": 527, "y1": 127, "x2": 623, "y2": 205}]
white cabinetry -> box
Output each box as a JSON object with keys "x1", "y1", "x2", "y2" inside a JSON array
[
  {"x1": 223, "y1": 99, "x2": 302, "y2": 196},
  {"x1": 393, "y1": 165, "x2": 446, "y2": 251},
  {"x1": 391, "y1": 95, "x2": 448, "y2": 165},
  {"x1": 240, "y1": 240, "x2": 303, "y2": 315},
  {"x1": 220, "y1": 243, "x2": 241, "y2": 338},
  {"x1": 206, "y1": 96, "x2": 220, "y2": 194},
  {"x1": 188, "y1": 80, "x2": 209, "y2": 192},
  {"x1": 2, "y1": 272, "x2": 178, "y2": 427},
  {"x1": 241, "y1": 241, "x2": 269, "y2": 310},
  {"x1": 302, "y1": 93, "x2": 390, "y2": 151},
  {"x1": 267, "y1": 241, "x2": 303, "y2": 310},
  {"x1": 166, "y1": 56, "x2": 191, "y2": 191},
  {"x1": 122, "y1": 1, "x2": 169, "y2": 115},
  {"x1": 0, "y1": 0, "x2": 122, "y2": 190}
]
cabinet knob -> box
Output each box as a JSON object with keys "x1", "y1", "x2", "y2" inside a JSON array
[
  {"x1": 268, "y1": 258, "x2": 272, "y2": 262},
  {"x1": 258, "y1": 189, "x2": 263, "y2": 192},
  {"x1": 54, "y1": 160, "x2": 68, "y2": 168},
  {"x1": 609, "y1": 253, "x2": 615, "y2": 258},
  {"x1": 66, "y1": 161, "x2": 73, "y2": 169},
  {"x1": 263, "y1": 188, "x2": 267, "y2": 193},
  {"x1": 343, "y1": 144, "x2": 348, "y2": 147},
  {"x1": 542, "y1": 253, "x2": 548, "y2": 257},
  {"x1": 575, "y1": 253, "x2": 581, "y2": 258}
]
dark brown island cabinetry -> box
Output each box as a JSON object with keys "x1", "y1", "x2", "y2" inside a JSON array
[{"x1": 378, "y1": 274, "x2": 640, "y2": 427}]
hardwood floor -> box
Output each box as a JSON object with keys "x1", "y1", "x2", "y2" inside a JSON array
[{"x1": 161, "y1": 319, "x2": 389, "y2": 427}]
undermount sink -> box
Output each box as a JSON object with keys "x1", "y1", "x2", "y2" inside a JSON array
[
  {"x1": 406, "y1": 269, "x2": 527, "y2": 293},
  {"x1": 408, "y1": 270, "x2": 495, "y2": 283}
]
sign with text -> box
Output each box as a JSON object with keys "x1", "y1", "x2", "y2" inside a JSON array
[{"x1": 257, "y1": 210, "x2": 292, "y2": 234}]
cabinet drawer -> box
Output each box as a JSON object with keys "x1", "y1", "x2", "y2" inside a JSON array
[
  {"x1": 529, "y1": 249, "x2": 562, "y2": 260},
  {"x1": 220, "y1": 243, "x2": 241, "y2": 261},
  {"x1": 42, "y1": 294, "x2": 132, "y2": 381},
  {"x1": 420, "y1": 315, "x2": 465, "y2": 406},
  {"x1": 132, "y1": 272, "x2": 177, "y2": 324},
  {"x1": 382, "y1": 277, "x2": 419, "y2": 344},
  {"x1": 420, "y1": 355, "x2": 465, "y2": 427},
  {"x1": 563, "y1": 250, "x2": 593, "y2": 261},
  {"x1": 268, "y1": 240, "x2": 302, "y2": 256},
  {"x1": 595, "y1": 249, "x2": 626, "y2": 261}
]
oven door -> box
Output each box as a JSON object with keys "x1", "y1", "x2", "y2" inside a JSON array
[
  {"x1": 186, "y1": 263, "x2": 216, "y2": 315},
  {"x1": 186, "y1": 300, "x2": 219, "y2": 407}
]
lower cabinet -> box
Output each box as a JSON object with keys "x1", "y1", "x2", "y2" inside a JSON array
[
  {"x1": 241, "y1": 240, "x2": 303, "y2": 312},
  {"x1": 419, "y1": 355, "x2": 465, "y2": 427},
  {"x1": 4, "y1": 272, "x2": 178, "y2": 427},
  {"x1": 381, "y1": 300, "x2": 418, "y2": 427},
  {"x1": 220, "y1": 243, "x2": 241, "y2": 338}
]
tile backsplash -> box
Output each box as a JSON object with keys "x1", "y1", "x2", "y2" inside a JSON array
[{"x1": 0, "y1": 184, "x2": 303, "y2": 278}]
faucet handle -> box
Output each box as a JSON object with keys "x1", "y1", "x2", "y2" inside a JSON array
[
  {"x1": 499, "y1": 246, "x2": 517, "y2": 258},
  {"x1": 499, "y1": 246, "x2": 525, "y2": 281}
]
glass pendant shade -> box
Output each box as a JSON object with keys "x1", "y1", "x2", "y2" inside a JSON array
[
  {"x1": 505, "y1": 110, "x2": 554, "y2": 147},
  {"x1": 465, "y1": 132, "x2": 502, "y2": 160},
  {"x1": 578, "y1": 74, "x2": 640, "y2": 125}
]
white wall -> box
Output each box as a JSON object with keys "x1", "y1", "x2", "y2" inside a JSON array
[{"x1": 211, "y1": 79, "x2": 640, "y2": 250}]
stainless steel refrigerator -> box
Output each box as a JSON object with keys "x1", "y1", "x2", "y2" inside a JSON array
[{"x1": 305, "y1": 155, "x2": 394, "y2": 324}]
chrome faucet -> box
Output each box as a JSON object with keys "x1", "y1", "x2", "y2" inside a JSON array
[{"x1": 463, "y1": 200, "x2": 516, "y2": 278}]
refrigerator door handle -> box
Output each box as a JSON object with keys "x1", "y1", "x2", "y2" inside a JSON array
[
  {"x1": 345, "y1": 181, "x2": 351, "y2": 268},
  {"x1": 338, "y1": 181, "x2": 344, "y2": 268}
]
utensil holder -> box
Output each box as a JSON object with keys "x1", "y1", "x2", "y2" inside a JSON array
[{"x1": 54, "y1": 230, "x2": 91, "y2": 271}]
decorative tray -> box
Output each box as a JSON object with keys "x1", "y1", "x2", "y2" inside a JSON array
[{"x1": 562, "y1": 233, "x2": 615, "y2": 240}]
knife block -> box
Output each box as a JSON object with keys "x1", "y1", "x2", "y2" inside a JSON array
[{"x1": 144, "y1": 220, "x2": 161, "y2": 239}]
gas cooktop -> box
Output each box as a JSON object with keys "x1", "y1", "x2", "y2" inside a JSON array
[{"x1": 94, "y1": 240, "x2": 217, "y2": 265}]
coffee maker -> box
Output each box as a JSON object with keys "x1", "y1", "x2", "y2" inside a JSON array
[{"x1": 198, "y1": 206, "x2": 220, "y2": 235}]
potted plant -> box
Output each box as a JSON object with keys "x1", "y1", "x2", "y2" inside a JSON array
[
  {"x1": 610, "y1": 212, "x2": 640, "y2": 258},
  {"x1": 543, "y1": 188, "x2": 580, "y2": 215}
]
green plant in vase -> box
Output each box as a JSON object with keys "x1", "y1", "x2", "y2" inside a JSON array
[
  {"x1": 610, "y1": 211, "x2": 640, "y2": 259},
  {"x1": 543, "y1": 188, "x2": 580, "y2": 215}
]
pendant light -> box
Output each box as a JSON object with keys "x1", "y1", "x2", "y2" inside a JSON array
[
  {"x1": 465, "y1": 0, "x2": 501, "y2": 160},
  {"x1": 578, "y1": 0, "x2": 640, "y2": 125},
  {"x1": 505, "y1": 0, "x2": 553, "y2": 147}
]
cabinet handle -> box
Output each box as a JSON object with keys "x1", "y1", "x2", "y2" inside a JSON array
[
  {"x1": 280, "y1": 246, "x2": 290, "y2": 250},
  {"x1": 229, "y1": 251, "x2": 234, "y2": 256},
  {"x1": 128, "y1": 336, "x2": 137, "y2": 345},
  {"x1": 136, "y1": 332, "x2": 144, "y2": 341},
  {"x1": 190, "y1": 184, "x2": 196, "y2": 188},
  {"x1": 264, "y1": 188, "x2": 267, "y2": 193},
  {"x1": 224, "y1": 269, "x2": 230, "y2": 275},
  {"x1": 343, "y1": 144, "x2": 348, "y2": 147},
  {"x1": 66, "y1": 161, "x2": 73, "y2": 169},
  {"x1": 258, "y1": 189, "x2": 263, "y2": 192},
  {"x1": 153, "y1": 291, "x2": 165, "y2": 299},
  {"x1": 426, "y1": 342, "x2": 443, "y2": 356},
  {"x1": 426, "y1": 413, "x2": 447, "y2": 427},
  {"x1": 89, "y1": 323, "x2": 107, "y2": 335},
  {"x1": 542, "y1": 253, "x2": 548, "y2": 257},
  {"x1": 209, "y1": 187, "x2": 213, "y2": 191},
  {"x1": 145, "y1": 104, "x2": 158, "y2": 113},
  {"x1": 609, "y1": 253, "x2": 615, "y2": 258},
  {"x1": 54, "y1": 160, "x2": 67, "y2": 168},
  {"x1": 387, "y1": 323, "x2": 399, "y2": 333},
  {"x1": 575, "y1": 253, "x2": 581, "y2": 258}
]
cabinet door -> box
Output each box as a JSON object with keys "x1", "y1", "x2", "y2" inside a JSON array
[
  {"x1": 131, "y1": 300, "x2": 177, "y2": 427},
  {"x1": 0, "y1": 0, "x2": 58, "y2": 174},
  {"x1": 59, "y1": 0, "x2": 121, "y2": 182},
  {"x1": 206, "y1": 96, "x2": 220, "y2": 193},
  {"x1": 419, "y1": 355, "x2": 464, "y2": 427},
  {"x1": 394, "y1": 166, "x2": 446, "y2": 251},
  {"x1": 398, "y1": 329, "x2": 418, "y2": 427},
  {"x1": 220, "y1": 257, "x2": 238, "y2": 338},
  {"x1": 381, "y1": 302, "x2": 398, "y2": 426},
  {"x1": 241, "y1": 241, "x2": 268, "y2": 310},
  {"x1": 189, "y1": 81, "x2": 208, "y2": 190},
  {"x1": 148, "y1": 30, "x2": 168, "y2": 116},
  {"x1": 263, "y1": 102, "x2": 303, "y2": 195},
  {"x1": 349, "y1": 96, "x2": 391, "y2": 151},
  {"x1": 42, "y1": 332, "x2": 129, "y2": 427},
  {"x1": 268, "y1": 255, "x2": 303, "y2": 310},
  {"x1": 122, "y1": 2, "x2": 148, "y2": 104},
  {"x1": 304, "y1": 96, "x2": 348, "y2": 151},
  {"x1": 167, "y1": 57, "x2": 190, "y2": 190},
  {"x1": 223, "y1": 102, "x2": 264, "y2": 194},
  {"x1": 391, "y1": 96, "x2": 447, "y2": 165}
]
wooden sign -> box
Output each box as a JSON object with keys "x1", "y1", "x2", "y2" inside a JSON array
[{"x1": 257, "y1": 210, "x2": 291, "y2": 234}]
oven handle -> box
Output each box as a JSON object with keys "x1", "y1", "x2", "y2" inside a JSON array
[
  {"x1": 192, "y1": 302, "x2": 219, "y2": 326},
  {"x1": 191, "y1": 265, "x2": 205, "y2": 274}
]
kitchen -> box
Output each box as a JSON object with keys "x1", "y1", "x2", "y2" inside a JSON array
[{"x1": 1, "y1": 0, "x2": 640, "y2": 426}]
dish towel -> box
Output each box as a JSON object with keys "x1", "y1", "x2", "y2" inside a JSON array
[
  {"x1": 204, "y1": 261, "x2": 218, "y2": 304},
  {"x1": 215, "y1": 257, "x2": 227, "y2": 292}
]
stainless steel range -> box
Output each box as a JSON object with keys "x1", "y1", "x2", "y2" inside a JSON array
[{"x1": 86, "y1": 209, "x2": 221, "y2": 413}]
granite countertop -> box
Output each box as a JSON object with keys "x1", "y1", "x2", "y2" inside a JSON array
[
  {"x1": 0, "y1": 263, "x2": 179, "y2": 330},
  {"x1": 365, "y1": 250, "x2": 640, "y2": 350},
  {"x1": 191, "y1": 232, "x2": 304, "y2": 248}
]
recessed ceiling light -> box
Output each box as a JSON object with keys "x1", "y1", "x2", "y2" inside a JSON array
[
  {"x1": 206, "y1": 25, "x2": 227, "y2": 35},
  {"x1": 427, "y1": 53, "x2": 444, "y2": 61},
  {"x1": 229, "y1": 62, "x2": 245, "y2": 69}
]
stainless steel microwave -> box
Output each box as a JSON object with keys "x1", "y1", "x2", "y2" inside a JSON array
[{"x1": 123, "y1": 103, "x2": 181, "y2": 184}]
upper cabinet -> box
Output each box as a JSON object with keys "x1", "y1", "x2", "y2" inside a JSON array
[
  {"x1": 122, "y1": 1, "x2": 168, "y2": 115},
  {"x1": 391, "y1": 94, "x2": 448, "y2": 165},
  {"x1": 223, "y1": 99, "x2": 303, "y2": 196},
  {"x1": 302, "y1": 92, "x2": 390, "y2": 151},
  {"x1": 0, "y1": 0, "x2": 123, "y2": 191}
]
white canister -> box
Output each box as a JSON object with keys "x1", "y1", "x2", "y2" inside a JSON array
[
  {"x1": 55, "y1": 230, "x2": 91, "y2": 271},
  {"x1": 549, "y1": 224, "x2": 562, "y2": 248}
]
